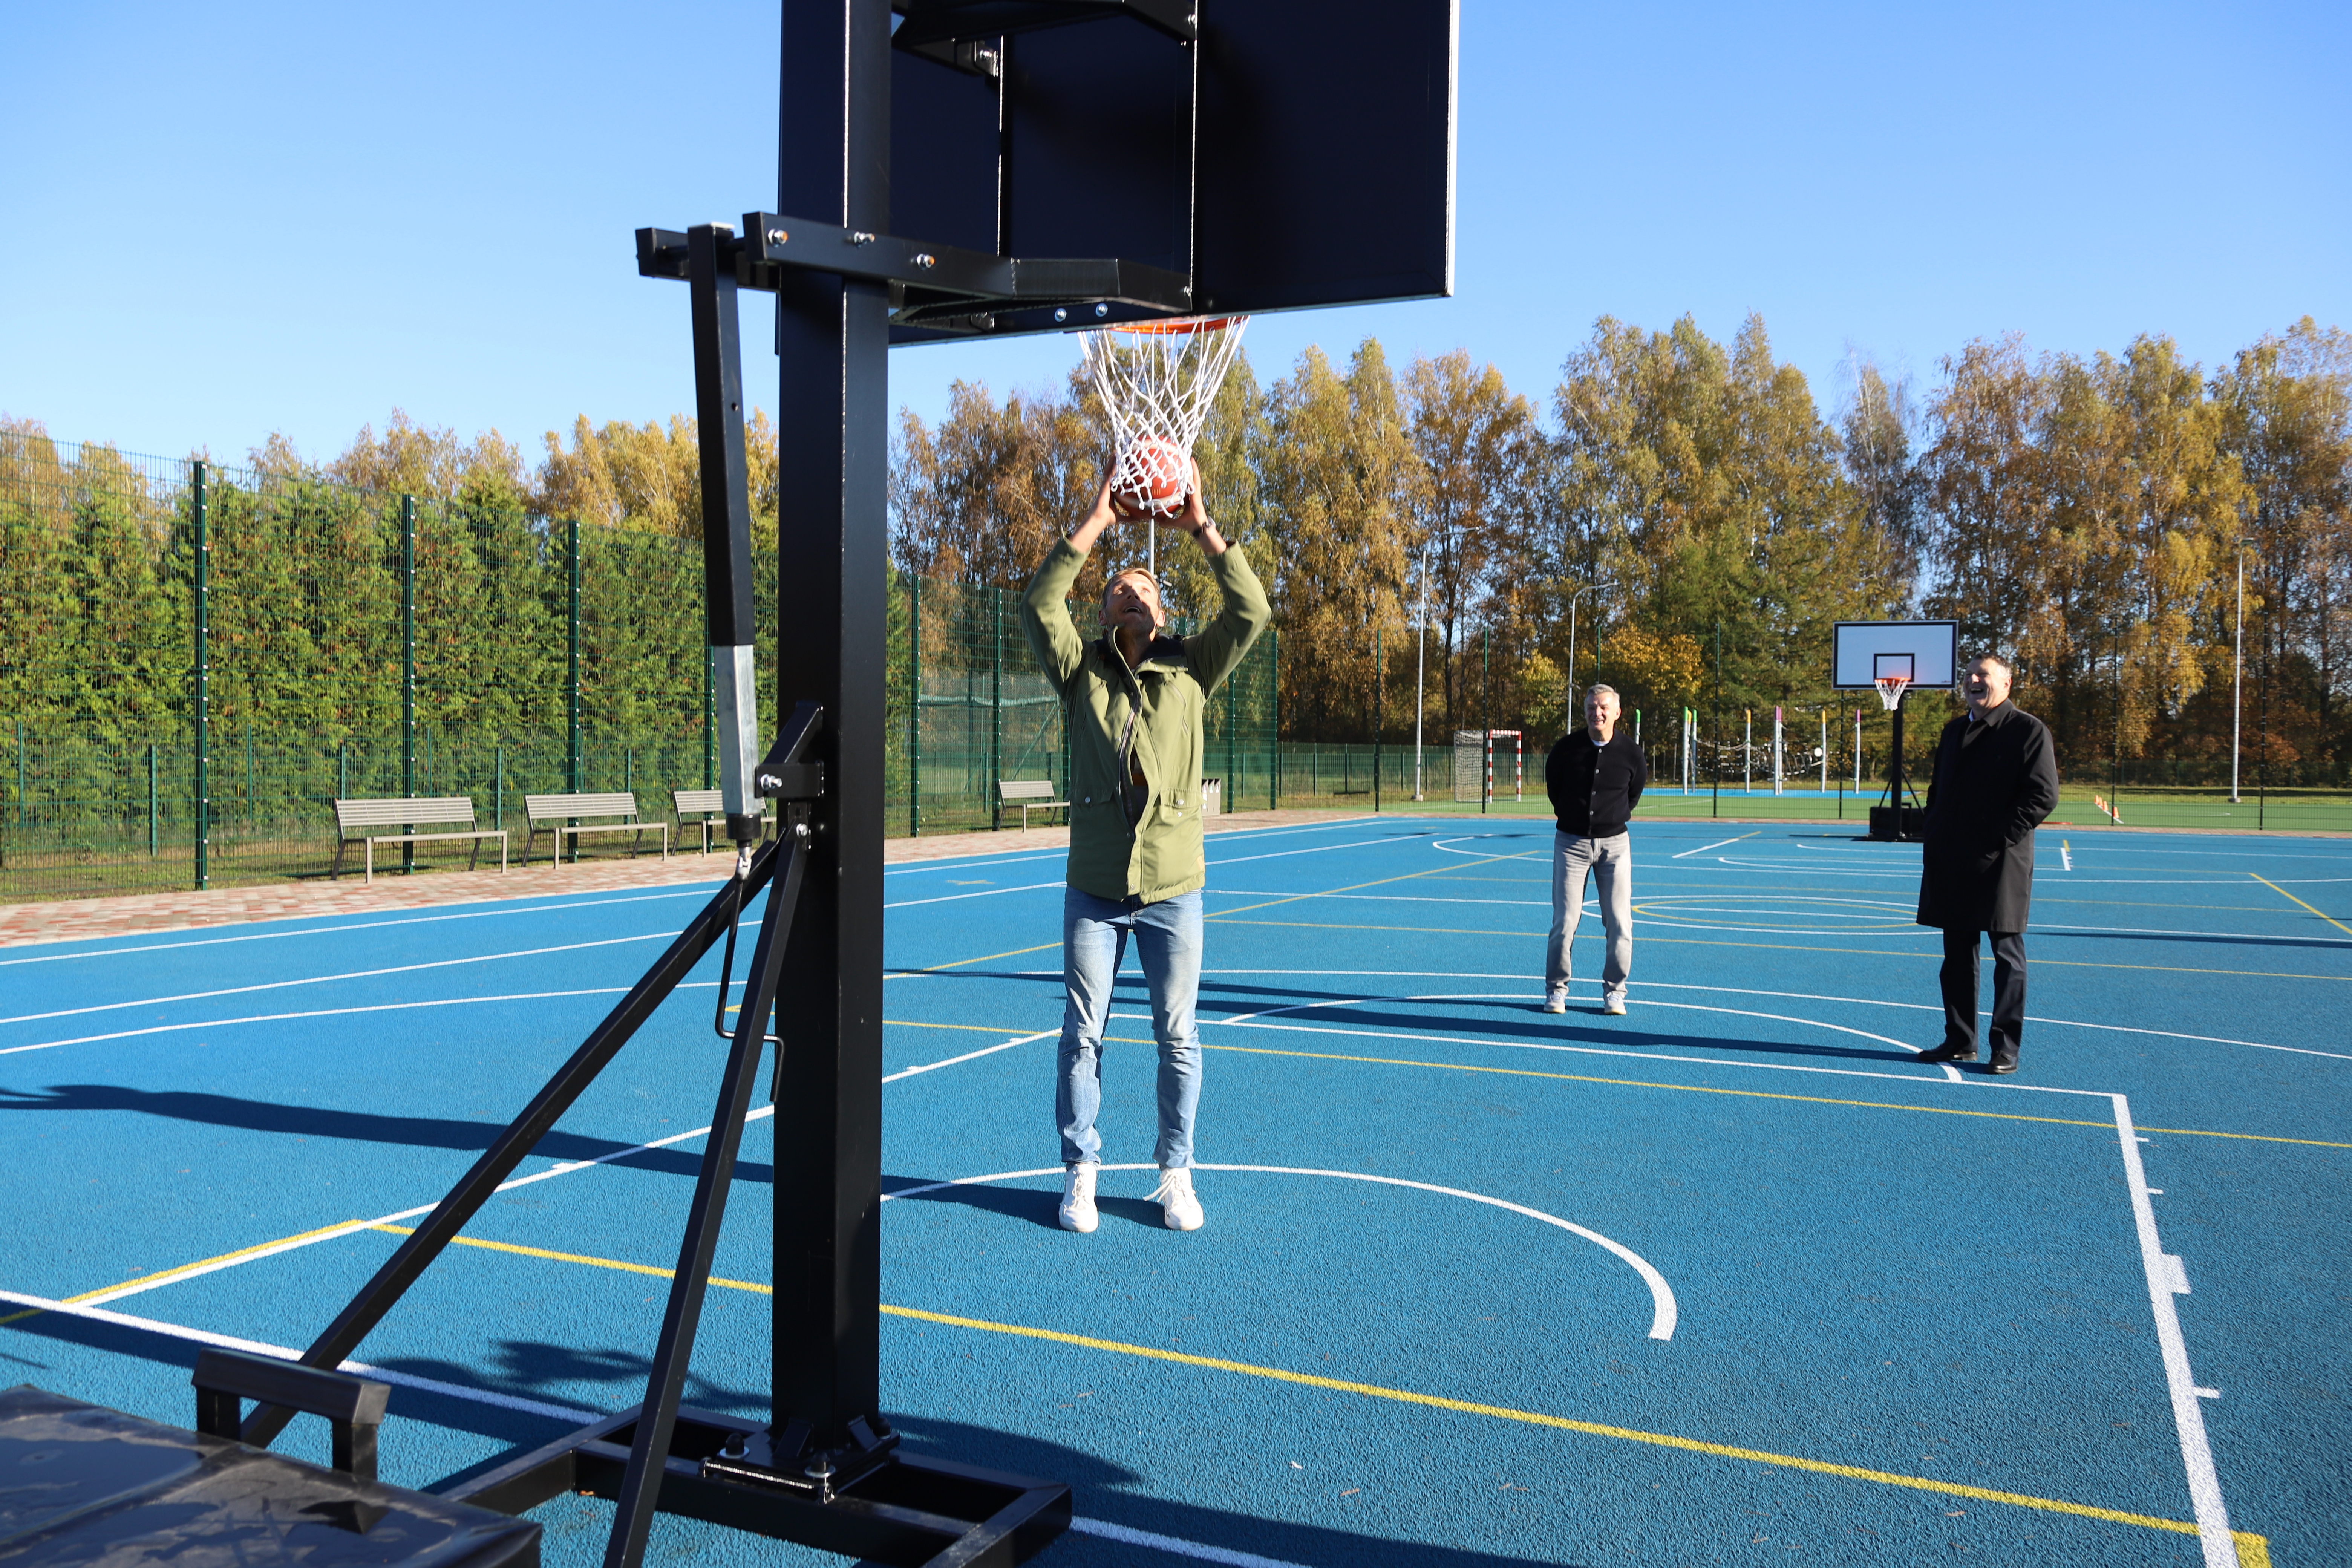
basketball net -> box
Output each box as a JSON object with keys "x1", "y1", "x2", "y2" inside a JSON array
[
  {"x1": 1080, "y1": 317, "x2": 1250, "y2": 573},
  {"x1": 1873, "y1": 674, "x2": 1911, "y2": 712}
]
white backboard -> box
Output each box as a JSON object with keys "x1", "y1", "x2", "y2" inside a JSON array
[{"x1": 1832, "y1": 620, "x2": 1960, "y2": 689}]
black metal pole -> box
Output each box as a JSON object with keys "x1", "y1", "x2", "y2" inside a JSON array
[
  {"x1": 769, "y1": 0, "x2": 891, "y2": 1461},
  {"x1": 192, "y1": 461, "x2": 209, "y2": 891},
  {"x1": 240, "y1": 847, "x2": 782, "y2": 1446},
  {"x1": 604, "y1": 829, "x2": 808, "y2": 1568}
]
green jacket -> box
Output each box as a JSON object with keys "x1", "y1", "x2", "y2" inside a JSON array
[{"x1": 1019, "y1": 539, "x2": 1271, "y2": 902}]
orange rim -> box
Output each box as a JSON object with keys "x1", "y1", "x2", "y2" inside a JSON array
[{"x1": 1107, "y1": 316, "x2": 1242, "y2": 336}]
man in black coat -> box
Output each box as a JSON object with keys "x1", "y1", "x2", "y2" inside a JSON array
[
  {"x1": 1915, "y1": 653, "x2": 2060, "y2": 1073},
  {"x1": 1543, "y1": 683, "x2": 1648, "y2": 1017}
]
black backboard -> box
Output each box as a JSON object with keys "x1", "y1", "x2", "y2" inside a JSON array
[{"x1": 887, "y1": 0, "x2": 1456, "y2": 340}]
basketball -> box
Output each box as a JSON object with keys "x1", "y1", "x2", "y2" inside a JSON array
[{"x1": 1110, "y1": 435, "x2": 1190, "y2": 517}]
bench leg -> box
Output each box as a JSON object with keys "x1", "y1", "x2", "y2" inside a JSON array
[
  {"x1": 365, "y1": 839, "x2": 374, "y2": 886},
  {"x1": 499, "y1": 832, "x2": 508, "y2": 873}
]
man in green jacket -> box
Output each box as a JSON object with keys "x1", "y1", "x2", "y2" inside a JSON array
[{"x1": 1019, "y1": 464, "x2": 1270, "y2": 1236}]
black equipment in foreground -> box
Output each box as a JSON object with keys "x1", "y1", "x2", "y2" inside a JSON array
[
  {"x1": 1, "y1": 1362, "x2": 537, "y2": 1568},
  {"x1": 26, "y1": 7, "x2": 1454, "y2": 1568}
]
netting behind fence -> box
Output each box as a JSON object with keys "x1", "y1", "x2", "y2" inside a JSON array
[{"x1": 0, "y1": 435, "x2": 1279, "y2": 901}]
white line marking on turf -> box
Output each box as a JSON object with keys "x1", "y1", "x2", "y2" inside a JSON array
[
  {"x1": 0, "y1": 987, "x2": 643, "y2": 1056},
  {"x1": 1068, "y1": 1517, "x2": 1311, "y2": 1566},
  {"x1": 0, "y1": 933, "x2": 681, "y2": 1027},
  {"x1": 883, "y1": 1164, "x2": 1677, "y2": 1341},
  {"x1": 1673, "y1": 833, "x2": 1758, "y2": 859},
  {"x1": 0, "y1": 1289, "x2": 601, "y2": 1423},
  {"x1": 2110, "y1": 1098, "x2": 2241, "y2": 1566}
]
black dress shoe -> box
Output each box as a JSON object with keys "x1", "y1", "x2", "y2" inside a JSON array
[
  {"x1": 1916, "y1": 1041, "x2": 1979, "y2": 1063},
  {"x1": 1989, "y1": 1056, "x2": 2019, "y2": 1074}
]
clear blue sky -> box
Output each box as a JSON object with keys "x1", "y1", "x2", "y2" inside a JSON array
[{"x1": 5, "y1": 1, "x2": 2346, "y2": 468}]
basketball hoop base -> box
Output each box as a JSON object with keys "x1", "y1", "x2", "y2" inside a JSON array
[{"x1": 1867, "y1": 805, "x2": 1927, "y2": 842}]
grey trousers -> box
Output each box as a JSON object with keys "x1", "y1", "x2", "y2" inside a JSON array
[{"x1": 1547, "y1": 830, "x2": 1632, "y2": 1002}]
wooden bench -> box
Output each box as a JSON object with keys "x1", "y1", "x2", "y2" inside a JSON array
[
  {"x1": 331, "y1": 796, "x2": 507, "y2": 884},
  {"x1": 673, "y1": 788, "x2": 773, "y2": 854},
  {"x1": 997, "y1": 778, "x2": 1069, "y2": 831},
  {"x1": 524, "y1": 792, "x2": 669, "y2": 865}
]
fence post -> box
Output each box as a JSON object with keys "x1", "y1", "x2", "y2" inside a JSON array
[
  {"x1": 495, "y1": 742, "x2": 505, "y2": 836},
  {"x1": 193, "y1": 459, "x2": 210, "y2": 890},
  {"x1": 908, "y1": 574, "x2": 922, "y2": 837},
  {"x1": 13, "y1": 720, "x2": 21, "y2": 831},
  {"x1": 1268, "y1": 626, "x2": 1280, "y2": 809},
  {"x1": 148, "y1": 743, "x2": 158, "y2": 856},
  {"x1": 990, "y1": 583, "x2": 1004, "y2": 831},
  {"x1": 566, "y1": 518, "x2": 582, "y2": 794},
  {"x1": 703, "y1": 645, "x2": 715, "y2": 791}
]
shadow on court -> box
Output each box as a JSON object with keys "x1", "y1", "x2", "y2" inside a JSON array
[{"x1": 0, "y1": 1085, "x2": 765, "y2": 1184}]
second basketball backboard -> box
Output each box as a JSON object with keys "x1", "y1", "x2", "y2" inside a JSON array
[{"x1": 1832, "y1": 621, "x2": 1960, "y2": 690}]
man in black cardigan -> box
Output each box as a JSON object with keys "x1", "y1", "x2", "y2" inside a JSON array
[
  {"x1": 1915, "y1": 653, "x2": 2060, "y2": 1073},
  {"x1": 1543, "y1": 683, "x2": 1649, "y2": 1017}
]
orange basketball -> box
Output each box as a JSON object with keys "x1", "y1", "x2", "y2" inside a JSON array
[{"x1": 1110, "y1": 436, "x2": 1190, "y2": 518}]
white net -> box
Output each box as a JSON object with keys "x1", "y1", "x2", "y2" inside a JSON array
[
  {"x1": 1080, "y1": 317, "x2": 1250, "y2": 517},
  {"x1": 1873, "y1": 675, "x2": 1911, "y2": 712},
  {"x1": 1453, "y1": 731, "x2": 1483, "y2": 803}
]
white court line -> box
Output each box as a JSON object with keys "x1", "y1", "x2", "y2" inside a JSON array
[
  {"x1": 1193, "y1": 971, "x2": 2352, "y2": 1066},
  {"x1": 0, "y1": 932, "x2": 677, "y2": 1028},
  {"x1": 0, "y1": 1289, "x2": 602, "y2": 1423},
  {"x1": 1672, "y1": 833, "x2": 1758, "y2": 859},
  {"x1": 0, "y1": 987, "x2": 646, "y2": 1057},
  {"x1": 887, "y1": 881, "x2": 1065, "y2": 909},
  {"x1": 880, "y1": 815, "x2": 1385, "y2": 880},
  {"x1": 2111, "y1": 1099, "x2": 2241, "y2": 1566},
  {"x1": 883, "y1": 1029, "x2": 1056, "y2": 1082},
  {"x1": 1067, "y1": 1519, "x2": 1309, "y2": 1568},
  {"x1": 0, "y1": 887, "x2": 723, "y2": 967},
  {"x1": 882, "y1": 1163, "x2": 1677, "y2": 1341},
  {"x1": 1195, "y1": 994, "x2": 1963, "y2": 1083}
]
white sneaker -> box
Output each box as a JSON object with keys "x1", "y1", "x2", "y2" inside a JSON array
[
  {"x1": 1602, "y1": 995, "x2": 1627, "y2": 1016},
  {"x1": 1058, "y1": 1164, "x2": 1098, "y2": 1233},
  {"x1": 1543, "y1": 991, "x2": 1568, "y2": 1014},
  {"x1": 1150, "y1": 1166, "x2": 1204, "y2": 1231}
]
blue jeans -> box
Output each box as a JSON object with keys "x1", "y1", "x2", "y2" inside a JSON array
[
  {"x1": 1547, "y1": 830, "x2": 1633, "y2": 1002},
  {"x1": 1057, "y1": 887, "x2": 1204, "y2": 1169}
]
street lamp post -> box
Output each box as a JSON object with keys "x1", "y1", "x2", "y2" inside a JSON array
[
  {"x1": 1413, "y1": 546, "x2": 1428, "y2": 800},
  {"x1": 2232, "y1": 540, "x2": 2246, "y2": 805}
]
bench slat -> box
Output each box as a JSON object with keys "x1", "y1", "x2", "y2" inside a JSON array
[
  {"x1": 336, "y1": 797, "x2": 476, "y2": 831},
  {"x1": 996, "y1": 780, "x2": 1062, "y2": 801},
  {"x1": 673, "y1": 789, "x2": 724, "y2": 814},
  {"x1": 524, "y1": 792, "x2": 639, "y2": 821}
]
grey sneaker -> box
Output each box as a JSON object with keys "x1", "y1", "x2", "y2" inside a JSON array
[
  {"x1": 1543, "y1": 990, "x2": 1568, "y2": 1014},
  {"x1": 1058, "y1": 1164, "x2": 1098, "y2": 1233},
  {"x1": 1602, "y1": 995, "x2": 1627, "y2": 1016},
  {"x1": 1150, "y1": 1166, "x2": 1204, "y2": 1231}
]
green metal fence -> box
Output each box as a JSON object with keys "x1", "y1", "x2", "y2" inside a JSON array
[{"x1": 0, "y1": 435, "x2": 1279, "y2": 903}]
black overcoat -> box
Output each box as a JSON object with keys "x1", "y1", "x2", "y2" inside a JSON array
[{"x1": 1914, "y1": 699, "x2": 2060, "y2": 933}]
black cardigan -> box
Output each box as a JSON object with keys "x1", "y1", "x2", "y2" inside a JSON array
[{"x1": 1545, "y1": 729, "x2": 1649, "y2": 838}]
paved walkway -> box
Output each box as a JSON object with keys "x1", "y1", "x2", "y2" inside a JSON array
[{"x1": 0, "y1": 808, "x2": 1372, "y2": 948}]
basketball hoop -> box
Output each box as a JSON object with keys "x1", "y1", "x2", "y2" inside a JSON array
[
  {"x1": 1873, "y1": 673, "x2": 1911, "y2": 712},
  {"x1": 1080, "y1": 317, "x2": 1249, "y2": 521}
]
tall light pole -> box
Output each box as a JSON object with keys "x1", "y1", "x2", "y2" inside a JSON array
[
  {"x1": 1413, "y1": 545, "x2": 1429, "y2": 799},
  {"x1": 2232, "y1": 539, "x2": 2246, "y2": 804},
  {"x1": 1563, "y1": 578, "x2": 1611, "y2": 731}
]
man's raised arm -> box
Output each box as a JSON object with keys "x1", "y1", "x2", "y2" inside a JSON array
[{"x1": 1020, "y1": 481, "x2": 1123, "y2": 695}]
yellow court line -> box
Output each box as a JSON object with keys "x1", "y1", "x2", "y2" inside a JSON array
[
  {"x1": 370, "y1": 1225, "x2": 768, "y2": 1294},
  {"x1": 890, "y1": 940, "x2": 1061, "y2": 975},
  {"x1": 885, "y1": 1018, "x2": 1046, "y2": 1035},
  {"x1": 1098, "y1": 1035, "x2": 2350, "y2": 1149},
  {"x1": 344, "y1": 1222, "x2": 2263, "y2": 1551},
  {"x1": 2250, "y1": 872, "x2": 2352, "y2": 937},
  {"x1": 2, "y1": 1217, "x2": 372, "y2": 1327},
  {"x1": 1202, "y1": 918, "x2": 2352, "y2": 982},
  {"x1": 881, "y1": 1303, "x2": 2271, "y2": 1555}
]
